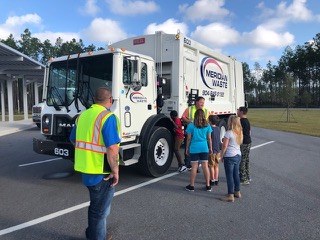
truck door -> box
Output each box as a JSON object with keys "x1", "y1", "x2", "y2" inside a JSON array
[
  {"x1": 119, "y1": 58, "x2": 156, "y2": 138},
  {"x1": 183, "y1": 58, "x2": 197, "y2": 102}
]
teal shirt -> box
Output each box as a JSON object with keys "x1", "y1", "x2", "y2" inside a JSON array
[{"x1": 186, "y1": 123, "x2": 212, "y2": 154}]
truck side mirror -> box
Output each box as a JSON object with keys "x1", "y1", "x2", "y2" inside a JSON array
[
  {"x1": 123, "y1": 56, "x2": 141, "y2": 89},
  {"x1": 131, "y1": 57, "x2": 142, "y2": 91},
  {"x1": 131, "y1": 73, "x2": 142, "y2": 91}
]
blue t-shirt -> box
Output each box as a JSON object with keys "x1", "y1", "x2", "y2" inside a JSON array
[
  {"x1": 70, "y1": 113, "x2": 120, "y2": 186},
  {"x1": 186, "y1": 123, "x2": 212, "y2": 154}
]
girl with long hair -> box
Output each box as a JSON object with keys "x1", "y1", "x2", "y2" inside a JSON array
[
  {"x1": 220, "y1": 115, "x2": 243, "y2": 202},
  {"x1": 185, "y1": 109, "x2": 213, "y2": 192}
]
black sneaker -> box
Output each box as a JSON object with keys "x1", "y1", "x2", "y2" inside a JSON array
[
  {"x1": 215, "y1": 180, "x2": 219, "y2": 186},
  {"x1": 210, "y1": 180, "x2": 215, "y2": 186},
  {"x1": 206, "y1": 185, "x2": 212, "y2": 192},
  {"x1": 185, "y1": 185, "x2": 195, "y2": 192}
]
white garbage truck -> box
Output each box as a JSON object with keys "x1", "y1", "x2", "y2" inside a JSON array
[{"x1": 33, "y1": 31, "x2": 245, "y2": 177}]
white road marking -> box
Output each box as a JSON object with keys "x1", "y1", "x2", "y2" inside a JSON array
[
  {"x1": 114, "y1": 172, "x2": 179, "y2": 196},
  {"x1": 1, "y1": 141, "x2": 275, "y2": 236},
  {"x1": 0, "y1": 172, "x2": 178, "y2": 236},
  {"x1": 251, "y1": 141, "x2": 275, "y2": 149},
  {"x1": 18, "y1": 158, "x2": 62, "y2": 167}
]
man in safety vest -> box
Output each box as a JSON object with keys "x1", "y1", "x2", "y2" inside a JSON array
[
  {"x1": 181, "y1": 96, "x2": 209, "y2": 124},
  {"x1": 181, "y1": 96, "x2": 209, "y2": 170},
  {"x1": 70, "y1": 87, "x2": 120, "y2": 240}
]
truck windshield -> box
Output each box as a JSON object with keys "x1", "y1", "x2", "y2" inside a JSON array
[{"x1": 47, "y1": 54, "x2": 114, "y2": 107}]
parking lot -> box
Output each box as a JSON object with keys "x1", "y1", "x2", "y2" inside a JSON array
[{"x1": 0, "y1": 124, "x2": 319, "y2": 239}]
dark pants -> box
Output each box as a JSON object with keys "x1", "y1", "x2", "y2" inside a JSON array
[
  {"x1": 183, "y1": 133, "x2": 191, "y2": 168},
  {"x1": 86, "y1": 178, "x2": 115, "y2": 240},
  {"x1": 240, "y1": 143, "x2": 251, "y2": 182}
]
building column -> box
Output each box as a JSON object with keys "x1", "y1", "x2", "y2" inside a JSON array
[
  {"x1": 1, "y1": 81, "x2": 5, "y2": 121},
  {"x1": 34, "y1": 82, "x2": 39, "y2": 105},
  {"x1": 6, "y1": 79, "x2": 14, "y2": 122},
  {"x1": 22, "y1": 77, "x2": 28, "y2": 120}
]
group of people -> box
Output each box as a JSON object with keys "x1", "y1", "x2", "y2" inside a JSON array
[
  {"x1": 70, "y1": 87, "x2": 251, "y2": 239},
  {"x1": 169, "y1": 97, "x2": 252, "y2": 203}
]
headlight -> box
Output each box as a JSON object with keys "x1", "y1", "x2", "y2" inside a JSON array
[{"x1": 44, "y1": 116, "x2": 50, "y2": 125}]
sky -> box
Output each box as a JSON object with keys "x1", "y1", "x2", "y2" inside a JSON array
[{"x1": 0, "y1": 0, "x2": 320, "y2": 69}]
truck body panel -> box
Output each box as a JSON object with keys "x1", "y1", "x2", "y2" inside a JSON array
[{"x1": 111, "y1": 31, "x2": 244, "y2": 118}]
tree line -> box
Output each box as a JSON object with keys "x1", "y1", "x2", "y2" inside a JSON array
[
  {"x1": 1, "y1": 29, "x2": 319, "y2": 113},
  {"x1": 243, "y1": 33, "x2": 320, "y2": 108},
  {"x1": 1, "y1": 28, "x2": 105, "y2": 64}
]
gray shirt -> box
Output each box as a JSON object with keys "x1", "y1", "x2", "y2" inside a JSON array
[{"x1": 224, "y1": 130, "x2": 241, "y2": 157}]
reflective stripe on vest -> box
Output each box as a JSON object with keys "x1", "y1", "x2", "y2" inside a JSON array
[{"x1": 75, "y1": 141, "x2": 107, "y2": 153}]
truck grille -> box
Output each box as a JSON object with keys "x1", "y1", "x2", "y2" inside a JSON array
[
  {"x1": 54, "y1": 115, "x2": 75, "y2": 137},
  {"x1": 32, "y1": 106, "x2": 42, "y2": 113}
]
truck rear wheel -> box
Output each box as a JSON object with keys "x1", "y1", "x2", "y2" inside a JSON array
[{"x1": 139, "y1": 126, "x2": 173, "y2": 177}]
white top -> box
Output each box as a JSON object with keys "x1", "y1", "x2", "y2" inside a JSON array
[{"x1": 224, "y1": 130, "x2": 241, "y2": 157}]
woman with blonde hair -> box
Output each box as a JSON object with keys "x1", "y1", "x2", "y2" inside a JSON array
[
  {"x1": 185, "y1": 109, "x2": 212, "y2": 192},
  {"x1": 220, "y1": 115, "x2": 243, "y2": 202}
]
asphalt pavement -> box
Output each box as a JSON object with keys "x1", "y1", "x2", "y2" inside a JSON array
[
  {"x1": 0, "y1": 119, "x2": 36, "y2": 137},
  {"x1": 1, "y1": 120, "x2": 319, "y2": 239}
]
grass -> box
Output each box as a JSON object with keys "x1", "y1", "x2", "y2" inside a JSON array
[
  {"x1": 2, "y1": 114, "x2": 32, "y2": 121},
  {"x1": 248, "y1": 109, "x2": 320, "y2": 137}
]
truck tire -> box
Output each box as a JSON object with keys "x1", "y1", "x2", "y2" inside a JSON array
[
  {"x1": 218, "y1": 119, "x2": 227, "y2": 145},
  {"x1": 139, "y1": 126, "x2": 173, "y2": 177}
]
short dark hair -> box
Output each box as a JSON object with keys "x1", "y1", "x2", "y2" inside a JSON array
[
  {"x1": 94, "y1": 87, "x2": 111, "y2": 103},
  {"x1": 195, "y1": 96, "x2": 205, "y2": 102},
  {"x1": 238, "y1": 106, "x2": 248, "y2": 114},
  {"x1": 170, "y1": 110, "x2": 178, "y2": 118},
  {"x1": 208, "y1": 115, "x2": 219, "y2": 125}
]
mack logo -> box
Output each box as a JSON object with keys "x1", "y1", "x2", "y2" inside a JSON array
[
  {"x1": 58, "y1": 123, "x2": 75, "y2": 128},
  {"x1": 200, "y1": 57, "x2": 228, "y2": 89}
]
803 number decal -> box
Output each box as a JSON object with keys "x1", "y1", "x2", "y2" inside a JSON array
[{"x1": 54, "y1": 148, "x2": 69, "y2": 157}]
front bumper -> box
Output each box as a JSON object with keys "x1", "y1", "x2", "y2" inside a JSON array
[
  {"x1": 33, "y1": 138, "x2": 74, "y2": 160},
  {"x1": 32, "y1": 115, "x2": 41, "y2": 123}
]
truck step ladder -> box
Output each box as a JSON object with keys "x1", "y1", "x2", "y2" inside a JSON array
[{"x1": 119, "y1": 143, "x2": 141, "y2": 166}]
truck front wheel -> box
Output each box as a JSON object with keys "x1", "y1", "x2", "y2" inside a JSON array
[{"x1": 139, "y1": 126, "x2": 173, "y2": 177}]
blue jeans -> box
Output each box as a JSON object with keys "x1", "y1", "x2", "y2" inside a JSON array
[
  {"x1": 86, "y1": 178, "x2": 115, "y2": 240},
  {"x1": 223, "y1": 155, "x2": 241, "y2": 194}
]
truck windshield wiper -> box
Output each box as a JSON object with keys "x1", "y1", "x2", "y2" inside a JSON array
[
  {"x1": 50, "y1": 86, "x2": 63, "y2": 111},
  {"x1": 75, "y1": 56, "x2": 94, "y2": 110},
  {"x1": 74, "y1": 53, "x2": 81, "y2": 113},
  {"x1": 78, "y1": 79, "x2": 94, "y2": 109},
  {"x1": 64, "y1": 55, "x2": 71, "y2": 113}
]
